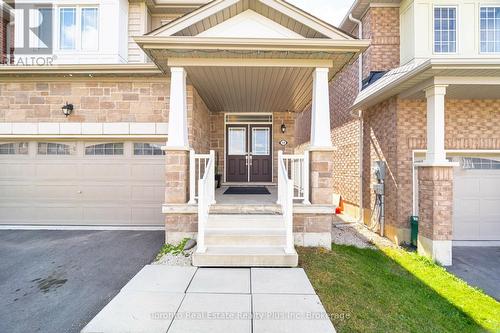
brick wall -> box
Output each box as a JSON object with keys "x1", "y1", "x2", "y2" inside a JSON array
[
  {"x1": 360, "y1": 98, "x2": 500, "y2": 243},
  {"x1": 0, "y1": 79, "x2": 170, "y2": 122},
  {"x1": 362, "y1": 98, "x2": 398, "y2": 235},
  {"x1": 209, "y1": 112, "x2": 225, "y2": 177},
  {"x1": 273, "y1": 112, "x2": 296, "y2": 182},
  {"x1": 361, "y1": 7, "x2": 400, "y2": 78}
]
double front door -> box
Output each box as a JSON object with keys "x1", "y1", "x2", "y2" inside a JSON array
[{"x1": 226, "y1": 124, "x2": 272, "y2": 182}]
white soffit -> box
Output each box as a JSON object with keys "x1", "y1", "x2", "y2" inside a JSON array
[{"x1": 197, "y1": 9, "x2": 304, "y2": 39}]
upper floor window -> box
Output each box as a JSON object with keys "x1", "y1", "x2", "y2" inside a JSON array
[
  {"x1": 59, "y1": 7, "x2": 98, "y2": 51},
  {"x1": 480, "y1": 7, "x2": 500, "y2": 53},
  {"x1": 434, "y1": 7, "x2": 457, "y2": 53}
]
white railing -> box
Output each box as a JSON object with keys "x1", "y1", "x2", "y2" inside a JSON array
[
  {"x1": 280, "y1": 150, "x2": 310, "y2": 204},
  {"x1": 277, "y1": 150, "x2": 296, "y2": 254},
  {"x1": 196, "y1": 150, "x2": 215, "y2": 253},
  {"x1": 189, "y1": 149, "x2": 212, "y2": 204}
]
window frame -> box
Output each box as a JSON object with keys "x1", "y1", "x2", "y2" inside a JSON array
[
  {"x1": 133, "y1": 143, "x2": 165, "y2": 156},
  {"x1": 37, "y1": 142, "x2": 76, "y2": 156},
  {"x1": 84, "y1": 142, "x2": 125, "y2": 156},
  {"x1": 57, "y1": 5, "x2": 99, "y2": 52},
  {"x1": 479, "y1": 5, "x2": 500, "y2": 54},
  {"x1": 432, "y1": 5, "x2": 459, "y2": 55},
  {"x1": 0, "y1": 142, "x2": 29, "y2": 155}
]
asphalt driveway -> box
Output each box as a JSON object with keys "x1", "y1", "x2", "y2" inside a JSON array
[
  {"x1": 0, "y1": 230, "x2": 164, "y2": 333},
  {"x1": 447, "y1": 246, "x2": 500, "y2": 301}
]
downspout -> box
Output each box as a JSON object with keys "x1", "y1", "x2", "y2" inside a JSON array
[
  {"x1": 349, "y1": 14, "x2": 364, "y2": 223},
  {"x1": 348, "y1": 14, "x2": 363, "y2": 91}
]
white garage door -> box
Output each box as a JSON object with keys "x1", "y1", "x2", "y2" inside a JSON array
[
  {"x1": 453, "y1": 157, "x2": 500, "y2": 241},
  {"x1": 0, "y1": 141, "x2": 165, "y2": 227}
]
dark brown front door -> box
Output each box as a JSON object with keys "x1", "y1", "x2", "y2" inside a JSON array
[
  {"x1": 226, "y1": 124, "x2": 272, "y2": 182},
  {"x1": 226, "y1": 125, "x2": 248, "y2": 182},
  {"x1": 249, "y1": 125, "x2": 272, "y2": 182}
]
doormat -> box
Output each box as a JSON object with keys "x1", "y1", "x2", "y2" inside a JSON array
[{"x1": 223, "y1": 187, "x2": 271, "y2": 195}]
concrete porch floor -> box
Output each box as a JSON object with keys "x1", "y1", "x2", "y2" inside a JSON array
[
  {"x1": 215, "y1": 185, "x2": 278, "y2": 205},
  {"x1": 82, "y1": 266, "x2": 335, "y2": 333}
]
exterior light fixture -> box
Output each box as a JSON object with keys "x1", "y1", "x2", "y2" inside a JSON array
[
  {"x1": 61, "y1": 102, "x2": 74, "y2": 117},
  {"x1": 280, "y1": 121, "x2": 286, "y2": 134}
]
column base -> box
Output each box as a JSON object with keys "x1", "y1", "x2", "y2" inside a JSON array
[{"x1": 417, "y1": 235, "x2": 452, "y2": 266}]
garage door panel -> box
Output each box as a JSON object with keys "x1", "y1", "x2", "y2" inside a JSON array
[
  {"x1": 83, "y1": 206, "x2": 131, "y2": 223},
  {"x1": 81, "y1": 185, "x2": 131, "y2": 201},
  {"x1": 131, "y1": 185, "x2": 164, "y2": 202},
  {"x1": 0, "y1": 185, "x2": 34, "y2": 199},
  {"x1": 82, "y1": 164, "x2": 131, "y2": 180},
  {"x1": 0, "y1": 164, "x2": 36, "y2": 179},
  {"x1": 454, "y1": 177, "x2": 480, "y2": 195},
  {"x1": 130, "y1": 163, "x2": 165, "y2": 181},
  {"x1": 453, "y1": 223, "x2": 480, "y2": 240},
  {"x1": 131, "y1": 207, "x2": 163, "y2": 225},
  {"x1": 34, "y1": 185, "x2": 80, "y2": 200},
  {"x1": 480, "y1": 179, "x2": 500, "y2": 197},
  {"x1": 0, "y1": 141, "x2": 165, "y2": 227},
  {"x1": 453, "y1": 160, "x2": 500, "y2": 241},
  {"x1": 36, "y1": 164, "x2": 82, "y2": 180}
]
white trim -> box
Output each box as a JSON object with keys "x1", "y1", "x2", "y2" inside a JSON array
[
  {"x1": 223, "y1": 113, "x2": 274, "y2": 183},
  {"x1": 0, "y1": 123, "x2": 168, "y2": 136},
  {"x1": 453, "y1": 240, "x2": 500, "y2": 246},
  {"x1": 0, "y1": 225, "x2": 164, "y2": 231}
]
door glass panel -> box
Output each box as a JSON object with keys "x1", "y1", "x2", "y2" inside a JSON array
[
  {"x1": 252, "y1": 128, "x2": 270, "y2": 156},
  {"x1": 228, "y1": 128, "x2": 246, "y2": 155}
]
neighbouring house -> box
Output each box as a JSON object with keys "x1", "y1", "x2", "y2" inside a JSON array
[
  {"x1": 0, "y1": 0, "x2": 498, "y2": 267},
  {"x1": 296, "y1": 0, "x2": 500, "y2": 266}
]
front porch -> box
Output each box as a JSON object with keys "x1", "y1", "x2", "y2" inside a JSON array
[{"x1": 134, "y1": 0, "x2": 368, "y2": 266}]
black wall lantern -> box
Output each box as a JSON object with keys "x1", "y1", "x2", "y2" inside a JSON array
[
  {"x1": 61, "y1": 102, "x2": 74, "y2": 117},
  {"x1": 280, "y1": 121, "x2": 287, "y2": 134}
]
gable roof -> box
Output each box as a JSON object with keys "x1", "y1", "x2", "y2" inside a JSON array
[{"x1": 148, "y1": 0, "x2": 355, "y2": 40}]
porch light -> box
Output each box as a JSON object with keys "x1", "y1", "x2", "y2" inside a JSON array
[
  {"x1": 280, "y1": 121, "x2": 287, "y2": 134},
  {"x1": 61, "y1": 102, "x2": 74, "y2": 117}
]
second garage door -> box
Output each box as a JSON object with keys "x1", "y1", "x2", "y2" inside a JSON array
[
  {"x1": 0, "y1": 141, "x2": 165, "y2": 227},
  {"x1": 453, "y1": 157, "x2": 500, "y2": 241}
]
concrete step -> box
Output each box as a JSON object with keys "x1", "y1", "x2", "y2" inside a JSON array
[
  {"x1": 192, "y1": 246, "x2": 298, "y2": 267},
  {"x1": 207, "y1": 214, "x2": 284, "y2": 229},
  {"x1": 210, "y1": 204, "x2": 282, "y2": 215},
  {"x1": 205, "y1": 232, "x2": 286, "y2": 247}
]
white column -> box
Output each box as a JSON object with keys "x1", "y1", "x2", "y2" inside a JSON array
[
  {"x1": 424, "y1": 85, "x2": 448, "y2": 164},
  {"x1": 166, "y1": 67, "x2": 189, "y2": 149},
  {"x1": 310, "y1": 68, "x2": 333, "y2": 148}
]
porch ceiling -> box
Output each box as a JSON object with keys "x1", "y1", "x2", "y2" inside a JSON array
[{"x1": 186, "y1": 66, "x2": 315, "y2": 113}]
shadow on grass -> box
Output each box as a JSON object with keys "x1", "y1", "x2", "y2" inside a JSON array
[{"x1": 298, "y1": 244, "x2": 500, "y2": 333}]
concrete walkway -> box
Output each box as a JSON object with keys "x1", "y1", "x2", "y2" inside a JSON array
[{"x1": 82, "y1": 266, "x2": 336, "y2": 333}]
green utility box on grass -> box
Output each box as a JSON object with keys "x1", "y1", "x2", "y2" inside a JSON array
[{"x1": 410, "y1": 216, "x2": 419, "y2": 247}]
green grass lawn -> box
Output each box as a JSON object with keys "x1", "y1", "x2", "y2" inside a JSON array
[{"x1": 298, "y1": 244, "x2": 500, "y2": 333}]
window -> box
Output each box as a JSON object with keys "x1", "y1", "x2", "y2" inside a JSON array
[
  {"x1": 228, "y1": 128, "x2": 247, "y2": 155},
  {"x1": 59, "y1": 7, "x2": 98, "y2": 50},
  {"x1": 81, "y1": 8, "x2": 98, "y2": 50},
  {"x1": 85, "y1": 143, "x2": 124, "y2": 155},
  {"x1": 0, "y1": 142, "x2": 29, "y2": 155},
  {"x1": 252, "y1": 128, "x2": 270, "y2": 155},
  {"x1": 461, "y1": 157, "x2": 500, "y2": 170},
  {"x1": 38, "y1": 142, "x2": 74, "y2": 155},
  {"x1": 480, "y1": 7, "x2": 500, "y2": 53},
  {"x1": 59, "y1": 8, "x2": 76, "y2": 50},
  {"x1": 434, "y1": 7, "x2": 457, "y2": 53},
  {"x1": 133, "y1": 143, "x2": 165, "y2": 156}
]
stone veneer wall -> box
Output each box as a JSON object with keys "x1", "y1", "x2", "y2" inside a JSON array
[
  {"x1": 188, "y1": 87, "x2": 211, "y2": 153},
  {"x1": 0, "y1": 79, "x2": 169, "y2": 122}
]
